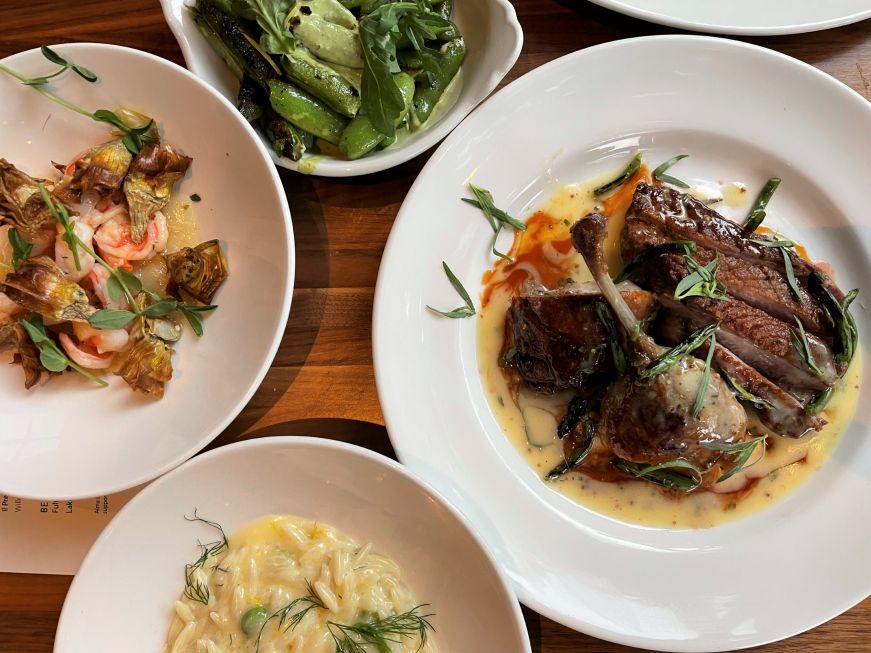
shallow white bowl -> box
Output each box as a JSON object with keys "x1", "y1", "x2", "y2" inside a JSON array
[
  {"x1": 373, "y1": 35, "x2": 871, "y2": 650},
  {"x1": 54, "y1": 437, "x2": 531, "y2": 653},
  {"x1": 160, "y1": 0, "x2": 523, "y2": 176},
  {"x1": 588, "y1": 0, "x2": 871, "y2": 35},
  {"x1": 0, "y1": 43, "x2": 294, "y2": 500}
]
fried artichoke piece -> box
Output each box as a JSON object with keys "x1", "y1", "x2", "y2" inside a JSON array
[
  {"x1": 0, "y1": 159, "x2": 54, "y2": 240},
  {"x1": 82, "y1": 140, "x2": 134, "y2": 193},
  {"x1": 0, "y1": 322, "x2": 47, "y2": 389},
  {"x1": 166, "y1": 240, "x2": 228, "y2": 304},
  {"x1": 123, "y1": 144, "x2": 192, "y2": 244},
  {"x1": 1, "y1": 257, "x2": 96, "y2": 322},
  {"x1": 114, "y1": 315, "x2": 174, "y2": 398}
]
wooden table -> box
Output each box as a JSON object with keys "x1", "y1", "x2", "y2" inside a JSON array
[{"x1": 1, "y1": 1, "x2": 869, "y2": 651}]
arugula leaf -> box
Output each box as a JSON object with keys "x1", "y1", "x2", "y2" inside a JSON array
[{"x1": 238, "y1": 0, "x2": 297, "y2": 54}]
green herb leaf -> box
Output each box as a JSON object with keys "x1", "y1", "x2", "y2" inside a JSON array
[
  {"x1": 463, "y1": 186, "x2": 527, "y2": 231},
  {"x1": 721, "y1": 371, "x2": 774, "y2": 410},
  {"x1": 557, "y1": 396, "x2": 587, "y2": 439},
  {"x1": 499, "y1": 345, "x2": 517, "y2": 366},
  {"x1": 71, "y1": 64, "x2": 98, "y2": 83},
  {"x1": 19, "y1": 315, "x2": 108, "y2": 386},
  {"x1": 142, "y1": 298, "x2": 180, "y2": 317},
  {"x1": 426, "y1": 261, "x2": 475, "y2": 319},
  {"x1": 594, "y1": 152, "x2": 642, "y2": 196},
  {"x1": 8, "y1": 227, "x2": 32, "y2": 270},
  {"x1": 614, "y1": 458, "x2": 703, "y2": 492},
  {"x1": 805, "y1": 387, "x2": 833, "y2": 415},
  {"x1": 88, "y1": 309, "x2": 136, "y2": 330},
  {"x1": 703, "y1": 435, "x2": 767, "y2": 483},
  {"x1": 594, "y1": 301, "x2": 627, "y2": 375},
  {"x1": 750, "y1": 238, "x2": 795, "y2": 248},
  {"x1": 115, "y1": 268, "x2": 143, "y2": 294},
  {"x1": 790, "y1": 316, "x2": 822, "y2": 376},
  {"x1": 239, "y1": 0, "x2": 296, "y2": 55},
  {"x1": 327, "y1": 605, "x2": 434, "y2": 653},
  {"x1": 255, "y1": 580, "x2": 327, "y2": 652},
  {"x1": 780, "y1": 246, "x2": 803, "y2": 303},
  {"x1": 742, "y1": 177, "x2": 781, "y2": 232},
  {"x1": 640, "y1": 322, "x2": 718, "y2": 379},
  {"x1": 546, "y1": 418, "x2": 596, "y2": 480},
  {"x1": 182, "y1": 510, "x2": 229, "y2": 606},
  {"x1": 40, "y1": 45, "x2": 68, "y2": 66},
  {"x1": 807, "y1": 280, "x2": 859, "y2": 365},
  {"x1": 691, "y1": 334, "x2": 716, "y2": 418},
  {"x1": 615, "y1": 240, "x2": 696, "y2": 283},
  {"x1": 652, "y1": 154, "x2": 690, "y2": 189},
  {"x1": 190, "y1": 193, "x2": 202, "y2": 202},
  {"x1": 674, "y1": 254, "x2": 729, "y2": 301},
  {"x1": 38, "y1": 183, "x2": 81, "y2": 271}
]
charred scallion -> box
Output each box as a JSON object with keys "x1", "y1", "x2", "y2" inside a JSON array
[
  {"x1": 557, "y1": 396, "x2": 587, "y2": 439},
  {"x1": 546, "y1": 418, "x2": 595, "y2": 480}
]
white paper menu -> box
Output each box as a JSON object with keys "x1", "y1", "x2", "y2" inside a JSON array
[{"x1": 0, "y1": 485, "x2": 143, "y2": 575}]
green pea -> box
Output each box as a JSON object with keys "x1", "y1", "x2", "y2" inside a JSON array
[{"x1": 241, "y1": 605, "x2": 269, "y2": 635}]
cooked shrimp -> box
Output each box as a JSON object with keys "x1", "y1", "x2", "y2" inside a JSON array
[
  {"x1": 72, "y1": 322, "x2": 129, "y2": 353},
  {"x1": 88, "y1": 264, "x2": 128, "y2": 310},
  {"x1": 58, "y1": 332, "x2": 114, "y2": 369},
  {"x1": 76, "y1": 191, "x2": 129, "y2": 230},
  {"x1": 94, "y1": 210, "x2": 168, "y2": 263},
  {"x1": 55, "y1": 219, "x2": 96, "y2": 282},
  {"x1": 0, "y1": 291, "x2": 21, "y2": 326}
]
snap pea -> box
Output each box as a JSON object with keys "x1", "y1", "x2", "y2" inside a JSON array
[
  {"x1": 411, "y1": 37, "x2": 465, "y2": 127},
  {"x1": 287, "y1": 0, "x2": 363, "y2": 69},
  {"x1": 241, "y1": 605, "x2": 269, "y2": 636},
  {"x1": 268, "y1": 79, "x2": 350, "y2": 145},
  {"x1": 339, "y1": 72, "x2": 414, "y2": 159},
  {"x1": 262, "y1": 108, "x2": 315, "y2": 160},
  {"x1": 338, "y1": 0, "x2": 364, "y2": 7},
  {"x1": 237, "y1": 75, "x2": 265, "y2": 123},
  {"x1": 433, "y1": 0, "x2": 453, "y2": 19},
  {"x1": 280, "y1": 51, "x2": 361, "y2": 117}
]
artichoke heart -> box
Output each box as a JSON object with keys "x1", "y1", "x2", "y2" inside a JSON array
[
  {"x1": 123, "y1": 143, "x2": 192, "y2": 244},
  {"x1": 1, "y1": 256, "x2": 96, "y2": 322},
  {"x1": 0, "y1": 159, "x2": 54, "y2": 240},
  {"x1": 114, "y1": 316, "x2": 174, "y2": 398},
  {"x1": 166, "y1": 239, "x2": 228, "y2": 304},
  {"x1": 80, "y1": 140, "x2": 133, "y2": 192},
  {"x1": 0, "y1": 322, "x2": 47, "y2": 389}
]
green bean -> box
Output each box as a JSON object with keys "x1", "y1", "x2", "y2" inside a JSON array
[
  {"x1": 339, "y1": 72, "x2": 414, "y2": 159},
  {"x1": 268, "y1": 79, "x2": 349, "y2": 144},
  {"x1": 411, "y1": 37, "x2": 465, "y2": 127},
  {"x1": 241, "y1": 605, "x2": 269, "y2": 635}
]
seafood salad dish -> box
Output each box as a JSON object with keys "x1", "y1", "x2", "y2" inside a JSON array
[
  {"x1": 167, "y1": 513, "x2": 436, "y2": 653},
  {"x1": 191, "y1": 0, "x2": 466, "y2": 163},
  {"x1": 0, "y1": 116, "x2": 227, "y2": 398},
  {"x1": 470, "y1": 153, "x2": 860, "y2": 527}
]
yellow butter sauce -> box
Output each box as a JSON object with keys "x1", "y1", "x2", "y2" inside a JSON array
[
  {"x1": 132, "y1": 198, "x2": 199, "y2": 295},
  {"x1": 476, "y1": 173, "x2": 862, "y2": 529}
]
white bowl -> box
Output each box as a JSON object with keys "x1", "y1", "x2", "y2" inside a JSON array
[
  {"x1": 0, "y1": 43, "x2": 294, "y2": 500},
  {"x1": 160, "y1": 0, "x2": 523, "y2": 177},
  {"x1": 588, "y1": 0, "x2": 871, "y2": 35},
  {"x1": 54, "y1": 437, "x2": 532, "y2": 653},
  {"x1": 373, "y1": 36, "x2": 871, "y2": 650}
]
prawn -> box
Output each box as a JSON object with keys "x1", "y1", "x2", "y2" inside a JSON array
[
  {"x1": 58, "y1": 332, "x2": 114, "y2": 370},
  {"x1": 88, "y1": 264, "x2": 128, "y2": 310},
  {"x1": 55, "y1": 219, "x2": 96, "y2": 282},
  {"x1": 94, "y1": 210, "x2": 168, "y2": 265}
]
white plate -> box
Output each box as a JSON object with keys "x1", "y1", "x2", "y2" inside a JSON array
[
  {"x1": 373, "y1": 35, "x2": 871, "y2": 651},
  {"x1": 589, "y1": 0, "x2": 871, "y2": 35},
  {"x1": 54, "y1": 437, "x2": 531, "y2": 653},
  {"x1": 0, "y1": 44, "x2": 293, "y2": 500},
  {"x1": 160, "y1": 0, "x2": 522, "y2": 177}
]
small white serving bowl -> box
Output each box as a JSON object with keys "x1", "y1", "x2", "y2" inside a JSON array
[
  {"x1": 54, "y1": 437, "x2": 532, "y2": 653},
  {"x1": 0, "y1": 43, "x2": 294, "y2": 500},
  {"x1": 160, "y1": 0, "x2": 523, "y2": 176}
]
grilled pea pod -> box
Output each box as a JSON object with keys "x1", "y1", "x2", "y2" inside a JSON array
[
  {"x1": 339, "y1": 72, "x2": 414, "y2": 160},
  {"x1": 237, "y1": 75, "x2": 266, "y2": 123},
  {"x1": 190, "y1": 0, "x2": 280, "y2": 88},
  {"x1": 268, "y1": 79, "x2": 350, "y2": 145},
  {"x1": 261, "y1": 109, "x2": 316, "y2": 161},
  {"x1": 287, "y1": 0, "x2": 363, "y2": 69},
  {"x1": 411, "y1": 37, "x2": 465, "y2": 128},
  {"x1": 280, "y1": 50, "x2": 361, "y2": 117}
]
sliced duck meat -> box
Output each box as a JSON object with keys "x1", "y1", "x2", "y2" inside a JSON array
[
  {"x1": 502, "y1": 280, "x2": 656, "y2": 393},
  {"x1": 571, "y1": 213, "x2": 748, "y2": 473},
  {"x1": 655, "y1": 310, "x2": 826, "y2": 437},
  {"x1": 622, "y1": 212, "x2": 834, "y2": 339}
]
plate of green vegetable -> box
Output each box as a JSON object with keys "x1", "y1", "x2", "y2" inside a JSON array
[{"x1": 161, "y1": 0, "x2": 522, "y2": 176}]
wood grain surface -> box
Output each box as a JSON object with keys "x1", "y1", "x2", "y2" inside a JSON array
[{"x1": 1, "y1": 1, "x2": 870, "y2": 651}]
